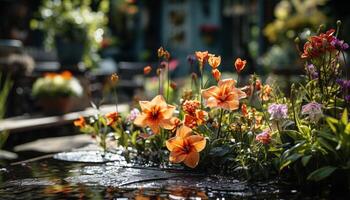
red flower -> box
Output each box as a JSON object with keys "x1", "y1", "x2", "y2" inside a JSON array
[
  {"x1": 211, "y1": 69, "x2": 221, "y2": 82},
  {"x1": 105, "y1": 112, "x2": 119, "y2": 126},
  {"x1": 234, "y1": 58, "x2": 247, "y2": 73},
  {"x1": 301, "y1": 29, "x2": 337, "y2": 59},
  {"x1": 241, "y1": 104, "x2": 248, "y2": 117},
  {"x1": 74, "y1": 116, "x2": 86, "y2": 128},
  {"x1": 143, "y1": 66, "x2": 152, "y2": 75}
]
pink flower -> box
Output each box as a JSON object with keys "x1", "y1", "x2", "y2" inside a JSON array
[
  {"x1": 301, "y1": 102, "x2": 322, "y2": 122},
  {"x1": 268, "y1": 104, "x2": 288, "y2": 120},
  {"x1": 127, "y1": 108, "x2": 140, "y2": 122},
  {"x1": 256, "y1": 129, "x2": 271, "y2": 145}
]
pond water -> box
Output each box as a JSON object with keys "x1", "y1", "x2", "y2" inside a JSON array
[{"x1": 0, "y1": 150, "x2": 305, "y2": 199}]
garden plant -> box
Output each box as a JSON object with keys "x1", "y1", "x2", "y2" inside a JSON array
[{"x1": 74, "y1": 22, "x2": 350, "y2": 189}]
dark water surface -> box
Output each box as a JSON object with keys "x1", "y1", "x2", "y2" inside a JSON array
[{"x1": 0, "y1": 151, "x2": 303, "y2": 200}]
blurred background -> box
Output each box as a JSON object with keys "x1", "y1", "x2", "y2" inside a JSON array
[{"x1": 0, "y1": 0, "x2": 349, "y2": 158}]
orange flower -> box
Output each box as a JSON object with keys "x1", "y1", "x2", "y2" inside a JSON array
[
  {"x1": 170, "y1": 117, "x2": 181, "y2": 132},
  {"x1": 61, "y1": 71, "x2": 72, "y2": 80},
  {"x1": 234, "y1": 58, "x2": 247, "y2": 73},
  {"x1": 143, "y1": 66, "x2": 152, "y2": 75},
  {"x1": 170, "y1": 81, "x2": 177, "y2": 90},
  {"x1": 211, "y1": 69, "x2": 221, "y2": 82},
  {"x1": 105, "y1": 111, "x2": 119, "y2": 126},
  {"x1": 182, "y1": 100, "x2": 200, "y2": 115},
  {"x1": 157, "y1": 46, "x2": 165, "y2": 58},
  {"x1": 202, "y1": 79, "x2": 247, "y2": 110},
  {"x1": 195, "y1": 51, "x2": 209, "y2": 65},
  {"x1": 110, "y1": 73, "x2": 119, "y2": 83},
  {"x1": 74, "y1": 116, "x2": 86, "y2": 128},
  {"x1": 157, "y1": 46, "x2": 170, "y2": 60},
  {"x1": 166, "y1": 126, "x2": 206, "y2": 168},
  {"x1": 134, "y1": 95, "x2": 176, "y2": 134},
  {"x1": 260, "y1": 85, "x2": 272, "y2": 101},
  {"x1": 184, "y1": 110, "x2": 208, "y2": 128},
  {"x1": 44, "y1": 72, "x2": 57, "y2": 79},
  {"x1": 208, "y1": 55, "x2": 221, "y2": 69},
  {"x1": 241, "y1": 104, "x2": 248, "y2": 117}
]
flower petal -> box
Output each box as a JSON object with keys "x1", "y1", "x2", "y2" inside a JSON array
[
  {"x1": 169, "y1": 149, "x2": 187, "y2": 163},
  {"x1": 183, "y1": 151, "x2": 199, "y2": 168},
  {"x1": 202, "y1": 86, "x2": 220, "y2": 99},
  {"x1": 161, "y1": 104, "x2": 175, "y2": 119},
  {"x1": 235, "y1": 88, "x2": 247, "y2": 99},
  {"x1": 148, "y1": 123, "x2": 160, "y2": 134},
  {"x1": 166, "y1": 137, "x2": 184, "y2": 151},
  {"x1": 139, "y1": 101, "x2": 152, "y2": 112},
  {"x1": 206, "y1": 96, "x2": 218, "y2": 108},
  {"x1": 151, "y1": 95, "x2": 167, "y2": 108},
  {"x1": 159, "y1": 118, "x2": 175, "y2": 130},
  {"x1": 134, "y1": 114, "x2": 146, "y2": 127},
  {"x1": 187, "y1": 135, "x2": 206, "y2": 152},
  {"x1": 227, "y1": 100, "x2": 240, "y2": 110},
  {"x1": 176, "y1": 125, "x2": 192, "y2": 138},
  {"x1": 218, "y1": 79, "x2": 236, "y2": 88}
]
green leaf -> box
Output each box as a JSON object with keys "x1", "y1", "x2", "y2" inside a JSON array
[
  {"x1": 326, "y1": 117, "x2": 338, "y2": 133},
  {"x1": 283, "y1": 130, "x2": 302, "y2": 140},
  {"x1": 279, "y1": 153, "x2": 302, "y2": 171},
  {"x1": 301, "y1": 155, "x2": 312, "y2": 167},
  {"x1": 279, "y1": 160, "x2": 292, "y2": 171},
  {"x1": 317, "y1": 131, "x2": 337, "y2": 142},
  {"x1": 345, "y1": 124, "x2": 350, "y2": 135},
  {"x1": 307, "y1": 166, "x2": 337, "y2": 181},
  {"x1": 341, "y1": 109, "x2": 348, "y2": 125},
  {"x1": 131, "y1": 131, "x2": 139, "y2": 146},
  {"x1": 209, "y1": 146, "x2": 231, "y2": 157},
  {"x1": 317, "y1": 137, "x2": 336, "y2": 154},
  {"x1": 299, "y1": 125, "x2": 311, "y2": 136}
]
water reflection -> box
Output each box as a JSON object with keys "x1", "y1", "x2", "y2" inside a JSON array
[
  {"x1": 168, "y1": 187, "x2": 208, "y2": 200},
  {"x1": 0, "y1": 156, "x2": 301, "y2": 199}
]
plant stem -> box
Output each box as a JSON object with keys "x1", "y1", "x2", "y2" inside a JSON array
[
  {"x1": 158, "y1": 69, "x2": 162, "y2": 95},
  {"x1": 167, "y1": 62, "x2": 170, "y2": 102},
  {"x1": 199, "y1": 63, "x2": 203, "y2": 108},
  {"x1": 217, "y1": 108, "x2": 224, "y2": 139},
  {"x1": 113, "y1": 87, "x2": 119, "y2": 113}
]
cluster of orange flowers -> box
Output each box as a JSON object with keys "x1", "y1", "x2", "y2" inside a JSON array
[
  {"x1": 182, "y1": 100, "x2": 208, "y2": 128},
  {"x1": 74, "y1": 49, "x2": 269, "y2": 169},
  {"x1": 194, "y1": 51, "x2": 247, "y2": 83},
  {"x1": 44, "y1": 71, "x2": 73, "y2": 80},
  {"x1": 74, "y1": 111, "x2": 119, "y2": 129}
]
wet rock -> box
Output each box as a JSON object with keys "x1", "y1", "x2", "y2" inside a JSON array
[{"x1": 53, "y1": 150, "x2": 126, "y2": 163}]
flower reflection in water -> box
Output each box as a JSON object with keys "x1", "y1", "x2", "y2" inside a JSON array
[{"x1": 168, "y1": 187, "x2": 208, "y2": 200}]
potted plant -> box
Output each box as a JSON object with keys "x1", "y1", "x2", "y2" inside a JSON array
[
  {"x1": 32, "y1": 71, "x2": 83, "y2": 115},
  {"x1": 31, "y1": 0, "x2": 109, "y2": 69}
]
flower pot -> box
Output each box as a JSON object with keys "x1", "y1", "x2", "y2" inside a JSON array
[
  {"x1": 55, "y1": 37, "x2": 85, "y2": 67},
  {"x1": 37, "y1": 96, "x2": 74, "y2": 115}
]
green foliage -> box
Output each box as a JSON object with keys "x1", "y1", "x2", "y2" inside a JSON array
[
  {"x1": 0, "y1": 73, "x2": 13, "y2": 149},
  {"x1": 31, "y1": 0, "x2": 109, "y2": 68}
]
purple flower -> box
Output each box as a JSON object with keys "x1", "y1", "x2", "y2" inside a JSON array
[
  {"x1": 127, "y1": 108, "x2": 140, "y2": 122},
  {"x1": 331, "y1": 38, "x2": 349, "y2": 51},
  {"x1": 268, "y1": 103, "x2": 288, "y2": 120},
  {"x1": 301, "y1": 102, "x2": 323, "y2": 122},
  {"x1": 345, "y1": 95, "x2": 350, "y2": 102},
  {"x1": 187, "y1": 54, "x2": 196, "y2": 65},
  {"x1": 306, "y1": 64, "x2": 318, "y2": 79},
  {"x1": 337, "y1": 79, "x2": 350, "y2": 91}
]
